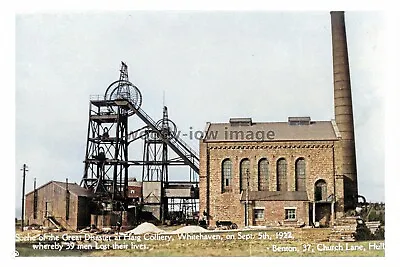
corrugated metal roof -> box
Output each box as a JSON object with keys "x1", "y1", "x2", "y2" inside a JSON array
[
  {"x1": 240, "y1": 191, "x2": 309, "y2": 201},
  {"x1": 53, "y1": 181, "x2": 94, "y2": 197},
  {"x1": 26, "y1": 180, "x2": 94, "y2": 197},
  {"x1": 204, "y1": 120, "x2": 339, "y2": 142}
]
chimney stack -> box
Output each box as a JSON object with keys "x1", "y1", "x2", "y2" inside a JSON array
[{"x1": 330, "y1": 11, "x2": 358, "y2": 209}]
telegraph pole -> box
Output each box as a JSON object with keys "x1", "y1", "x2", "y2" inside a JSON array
[{"x1": 21, "y1": 164, "x2": 28, "y2": 231}]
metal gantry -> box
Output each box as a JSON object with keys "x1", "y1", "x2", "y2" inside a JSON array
[
  {"x1": 81, "y1": 62, "x2": 200, "y2": 224},
  {"x1": 81, "y1": 62, "x2": 141, "y2": 207}
]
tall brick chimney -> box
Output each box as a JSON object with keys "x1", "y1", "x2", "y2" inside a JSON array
[{"x1": 330, "y1": 11, "x2": 358, "y2": 210}]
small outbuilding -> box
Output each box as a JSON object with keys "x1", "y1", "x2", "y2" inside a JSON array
[{"x1": 25, "y1": 181, "x2": 94, "y2": 230}]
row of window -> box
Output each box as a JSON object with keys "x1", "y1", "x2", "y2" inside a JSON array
[
  {"x1": 221, "y1": 158, "x2": 306, "y2": 192},
  {"x1": 254, "y1": 208, "x2": 296, "y2": 220}
]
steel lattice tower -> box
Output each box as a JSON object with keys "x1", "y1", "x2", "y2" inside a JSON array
[
  {"x1": 81, "y1": 61, "x2": 199, "y2": 224},
  {"x1": 81, "y1": 62, "x2": 142, "y2": 208}
]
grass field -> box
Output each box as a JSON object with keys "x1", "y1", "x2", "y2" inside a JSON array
[{"x1": 15, "y1": 228, "x2": 385, "y2": 257}]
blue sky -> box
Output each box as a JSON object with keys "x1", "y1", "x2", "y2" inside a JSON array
[{"x1": 15, "y1": 11, "x2": 385, "y2": 216}]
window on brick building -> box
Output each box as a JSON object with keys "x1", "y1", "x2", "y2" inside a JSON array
[
  {"x1": 277, "y1": 158, "x2": 287, "y2": 191},
  {"x1": 254, "y1": 208, "x2": 264, "y2": 220},
  {"x1": 285, "y1": 208, "x2": 296, "y2": 220},
  {"x1": 222, "y1": 159, "x2": 232, "y2": 192},
  {"x1": 240, "y1": 159, "x2": 250, "y2": 191},
  {"x1": 258, "y1": 158, "x2": 269, "y2": 191},
  {"x1": 315, "y1": 179, "x2": 327, "y2": 201},
  {"x1": 295, "y1": 158, "x2": 306, "y2": 191}
]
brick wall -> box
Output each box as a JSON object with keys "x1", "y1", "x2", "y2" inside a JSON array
[
  {"x1": 199, "y1": 140, "x2": 344, "y2": 228},
  {"x1": 252, "y1": 200, "x2": 309, "y2": 227}
]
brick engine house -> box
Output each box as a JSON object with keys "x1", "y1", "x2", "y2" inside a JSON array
[{"x1": 199, "y1": 11, "x2": 358, "y2": 228}]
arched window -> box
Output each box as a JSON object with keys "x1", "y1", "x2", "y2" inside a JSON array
[
  {"x1": 258, "y1": 159, "x2": 269, "y2": 191},
  {"x1": 240, "y1": 159, "x2": 250, "y2": 191},
  {"x1": 295, "y1": 158, "x2": 306, "y2": 191},
  {"x1": 277, "y1": 158, "x2": 287, "y2": 191},
  {"x1": 221, "y1": 159, "x2": 232, "y2": 192},
  {"x1": 315, "y1": 180, "x2": 327, "y2": 201}
]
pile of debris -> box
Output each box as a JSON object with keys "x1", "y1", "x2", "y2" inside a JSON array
[
  {"x1": 125, "y1": 222, "x2": 164, "y2": 235},
  {"x1": 79, "y1": 224, "x2": 117, "y2": 234},
  {"x1": 328, "y1": 217, "x2": 372, "y2": 242},
  {"x1": 171, "y1": 225, "x2": 210, "y2": 234},
  {"x1": 215, "y1": 220, "x2": 238, "y2": 230}
]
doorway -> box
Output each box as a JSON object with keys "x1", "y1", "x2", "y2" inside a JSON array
[{"x1": 45, "y1": 202, "x2": 52, "y2": 217}]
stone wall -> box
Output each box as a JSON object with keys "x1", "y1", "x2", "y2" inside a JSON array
[
  {"x1": 252, "y1": 200, "x2": 309, "y2": 227},
  {"x1": 199, "y1": 140, "x2": 344, "y2": 228}
]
